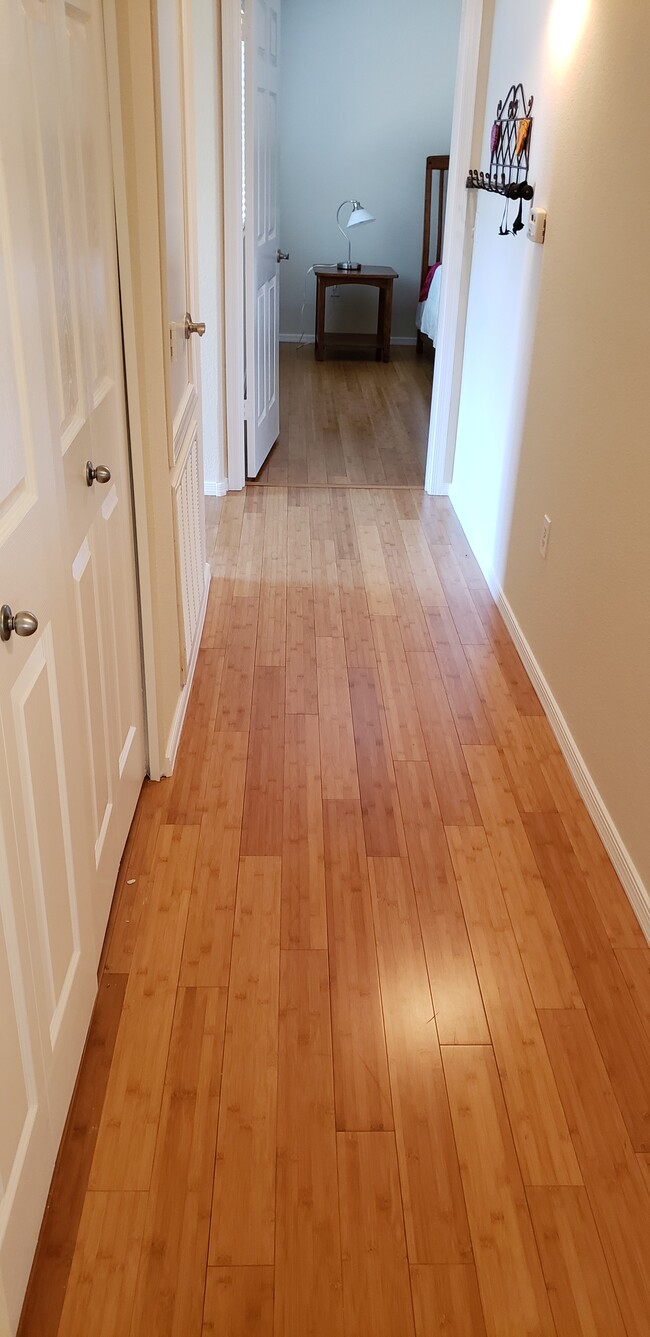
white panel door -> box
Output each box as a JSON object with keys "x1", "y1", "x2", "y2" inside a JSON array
[
  {"x1": 157, "y1": 0, "x2": 208, "y2": 677},
  {"x1": 245, "y1": 0, "x2": 281, "y2": 477},
  {"x1": 0, "y1": 0, "x2": 144, "y2": 1327}
]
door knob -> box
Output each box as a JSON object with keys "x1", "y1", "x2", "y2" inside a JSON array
[
  {"x1": 1, "y1": 605, "x2": 39, "y2": 642},
  {"x1": 185, "y1": 313, "x2": 206, "y2": 338},
  {"x1": 86, "y1": 461, "x2": 112, "y2": 487},
  {"x1": 276, "y1": 249, "x2": 289, "y2": 262}
]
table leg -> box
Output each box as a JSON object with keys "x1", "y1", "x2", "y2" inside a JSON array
[
  {"x1": 315, "y1": 277, "x2": 326, "y2": 361},
  {"x1": 380, "y1": 280, "x2": 393, "y2": 362}
]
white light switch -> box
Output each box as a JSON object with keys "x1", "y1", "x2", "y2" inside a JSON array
[{"x1": 527, "y1": 208, "x2": 547, "y2": 244}]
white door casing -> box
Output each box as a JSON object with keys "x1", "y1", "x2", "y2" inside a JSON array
[
  {"x1": 156, "y1": 0, "x2": 209, "y2": 695},
  {"x1": 0, "y1": 0, "x2": 144, "y2": 1327},
  {"x1": 244, "y1": 0, "x2": 281, "y2": 478}
]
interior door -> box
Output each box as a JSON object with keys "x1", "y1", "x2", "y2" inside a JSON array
[
  {"x1": 245, "y1": 0, "x2": 282, "y2": 477},
  {"x1": 0, "y1": 1, "x2": 144, "y2": 1327},
  {"x1": 157, "y1": 0, "x2": 208, "y2": 678}
]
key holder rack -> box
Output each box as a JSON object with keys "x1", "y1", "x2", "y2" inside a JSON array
[{"x1": 466, "y1": 83, "x2": 535, "y2": 204}]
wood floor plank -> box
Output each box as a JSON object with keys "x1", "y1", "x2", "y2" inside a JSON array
[
  {"x1": 394, "y1": 761, "x2": 488, "y2": 1045},
  {"x1": 215, "y1": 595, "x2": 259, "y2": 733},
  {"x1": 337, "y1": 1132, "x2": 415, "y2": 1337},
  {"x1": 210, "y1": 856, "x2": 281, "y2": 1266},
  {"x1": 428, "y1": 546, "x2": 487, "y2": 646},
  {"x1": 464, "y1": 644, "x2": 556, "y2": 814},
  {"x1": 464, "y1": 745, "x2": 583, "y2": 1010},
  {"x1": 180, "y1": 731, "x2": 248, "y2": 987},
  {"x1": 425, "y1": 609, "x2": 492, "y2": 744},
  {"x1": 614, "y1": 948, "x2": 650, "y2": 1031},
  {"x1": 527, "y1": 1186, "x2": 627, "y2": 1336},
  {"x1": 410, "y1": 1265, "x2": 487, "y2": 1337},
  {"x1": 203, "y1": 1267, "x2": 273, "y2": 1336},
  {"x1": 275, "y1": 951, "x2": 344, "y2": 1336},
  {"x1": 233, "y1": 510, "x2": 265, "y2": 598},
  {"x1": 369, "y1": 856, "x2": 472, "y2": 1264},
  {"x1": 18, "y1": 974, "x2": 127, "y2": 1337},
  {"x1": 311, "y1": 536, "x2": 343, "y2": 638},
  {"x1": 442, "y1": 1045, "x2": 556, "y2": 1337},
  {"x1": 524, "y1": 812, "x2": 650, "y2": 1151},
  {"x1": 371, "y1": 616, "x2": 427, "y2": 762},
  {"x1": 56, "y1": 1192, "x2": 147, "y2": 1337},
  {"x1": 241, "y1": 665, "x2": 285, "y2": 856},
  {"x1": 407, "y1": 650, "x2": 481, "y2": 825},
  {"x1": 397, "y1": 517, "x2": 446, "y2": 611},
  {"x1": 90, "y1": 825, "x2": 200, "y2": 1191},
  {"x1": 349, "y1": 665, "x2": 405, "y2": 857},
  {"x1": 470, "y1": 589, "x2": 544, "y2": 717},
  {"x1": 540, "y1": 749, "x2": 646, "y2": 949},
  {"x1": 316, "y1": 634, "x2": 360, "y2": 804},
  {"x1": 355, "y1": 521, "x2": 397, "y2": 618},
  {"x1": 129, "y1": 987, "x2": 226, "y2": 1337},
  {"x1": 101, "y1": 796, "x2": 160, "y2": 975},
  {"x1": 286, "y1": 505, "x2": 318, "y2": 714},
  {"x1": 256, "y1": 487, "x2": 287, "y2": 667},
  {"x1": 538, "y1": 1008, "x2": 650, "y2": 1336},
  {"x1": 447, "y1": 827, "x2": 581, "y2": 1187},
  {"x1": 323, "y1": 799, "x2": 393, "y2": 1132},
  {"x1": 281, "y1": 714, "x2": 327, "y2": 950}
]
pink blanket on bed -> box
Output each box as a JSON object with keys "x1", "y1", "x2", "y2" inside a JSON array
[{"x1": 419, "y1": 261, "x2": 441, "y2": 303}]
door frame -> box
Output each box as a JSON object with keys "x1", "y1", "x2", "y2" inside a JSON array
[{"x1": 219, "y1": 0, "x2": 492, "y2": 496}]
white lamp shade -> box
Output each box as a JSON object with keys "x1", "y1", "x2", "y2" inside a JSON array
[{"x1": 347, "y1": 205, "x2": 375, "y2": 228}]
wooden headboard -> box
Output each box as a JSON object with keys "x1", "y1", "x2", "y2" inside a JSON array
[{"x1": 420, "y1": 154, "x2": 450, "y2": 294}]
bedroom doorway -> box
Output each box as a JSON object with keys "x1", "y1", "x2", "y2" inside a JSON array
[{"x1": 219, "y1": 0, "x2": 489, "y2": 497}]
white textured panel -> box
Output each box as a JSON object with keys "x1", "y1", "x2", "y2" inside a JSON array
[
  {"x1": 255, "y1": 85, "x2": 267, "y2": 245},
  {"x1": 0, "y1": 162, "x2": 29, "y2": 518},
  {"x1": 269, "y1": 7, "x2": 278, "y2": 66},
  {"x1": 66, "y1": 1, "x2": 110, "y2": 392},
  {"x1": 267, "y1": 90, "x2": 277, "y2": 241},
  {"x1": 267, "y1": 273, "x2": 277, "y2": 413},
  {"x1": 11, "y1": 630, "x2": 80, "y2": 1027},
  {"x1": 256, "y1": 285, "x2": 266, "y2": 426},
  {"x1": 72, "y1": 536, "x2": 112, "y2": 862},
  {"x1": 0, "y1": 910, "x2": 31, "y2": 1197},
  {"x1": 173, "y1": 428, "x2": 204, "y2": 666},
  {"x1": 256, "y1": 0, "x2": 267, "y2": 59}
]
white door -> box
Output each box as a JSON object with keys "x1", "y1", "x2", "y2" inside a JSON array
[
  {"x1": 157, "y1": 0, "x2": 209, "y2": 678},
  {"x1": 244, "y1": 0, "x2": 282, "y2": 477},
  {"x1": 0, "y1": 1, "x2": 144, "y2": 1327}
]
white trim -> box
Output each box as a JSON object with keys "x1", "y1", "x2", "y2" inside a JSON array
[
  {"x1": 102, "y1": 0, "x2": 161, "y2": 778},
  {"x1": 278, "y1": 334, "x2": 418, "y2": 347},
  {"x1": 222, "y1": 0, "x2": 246, "y2": 492},
  {"x1": 163, "y1": 562, "x2": 211, "y2": 774},
  {"x1": 470, "y1": 555, "x2": 650, "y2": 944},
  {"x1": 204, "y1": 478, "x2": 229, "y2": 496},
  {"x1": 424, "y1": 0, "x2": 491, "y2": 496}
]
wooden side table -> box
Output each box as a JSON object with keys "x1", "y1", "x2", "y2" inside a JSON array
[{"x1": 314, "y1": 266, "x2": 398, "y2": 363}]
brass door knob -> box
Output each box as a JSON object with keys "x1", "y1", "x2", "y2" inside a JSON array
[
  {"x1": 86, "y1": 461, "x2": 112, "y2": 486},
  {"x1": 1, "y1": 605, "x2": 39, "y2": 642},
  {"x1": 185, "y1": 313, "x2": 206, "y2": 338}
]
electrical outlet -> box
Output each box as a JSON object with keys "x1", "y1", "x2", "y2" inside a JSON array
[{"x1": 539, "y1": 514, "x2": 551, "y2": 558}]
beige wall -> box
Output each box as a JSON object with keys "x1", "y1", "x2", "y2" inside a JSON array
[{"x1": 450, "y1": 0, "x2": 650, "y2": 900}]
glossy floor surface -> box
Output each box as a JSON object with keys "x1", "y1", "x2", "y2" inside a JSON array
[
  {"x1": 253, "y1": 345, "x2": 431, "y2": 486},
  {"x1": 20, "y1": 486, "x2": 650, "y2": 1336}
]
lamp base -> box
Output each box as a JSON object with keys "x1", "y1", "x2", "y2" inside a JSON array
[{"x1": 337, "y1": 261, "x2": 361, "y2": 271}]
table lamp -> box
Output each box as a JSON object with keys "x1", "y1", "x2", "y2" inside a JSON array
[{"x1": 336, "y1": 199, "x2": 375, "y2": 271}]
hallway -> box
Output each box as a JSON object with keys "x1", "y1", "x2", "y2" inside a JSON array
[{"x1": 20, "y1": 485, "x2": 650, "y2": 1336}]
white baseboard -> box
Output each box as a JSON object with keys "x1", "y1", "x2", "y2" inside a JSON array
[
  {"x1": 279, "y1": 333, "x2": 417, "y2": 347},
  {"x1": 483, "y1": 569, "x2": 650, "y2": 943},
  {"x1": 204, "y1": 479, "x2": 229, "y2": 496},
  {"x1": 163, "y1": 562, "x2": 211, "y2": 775}
]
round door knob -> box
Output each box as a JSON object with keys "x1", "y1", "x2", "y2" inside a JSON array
[
  {"x1": 86, "y1": 461, "x2": 112, "y2": 487},
  {"x1": 185, "y1": 313, "x2": 206, "y2": 338},
  {"x1": 1, "y1": 605, "x2": 39, "y2": 642}
]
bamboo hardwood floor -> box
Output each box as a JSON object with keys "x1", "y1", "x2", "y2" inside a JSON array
[
  {"x1": 253, "y1": 345, "x2": 432, "y2": 487},
  {"x1": 19, "y1": 486, "x2": 650, "y2": 1337}
]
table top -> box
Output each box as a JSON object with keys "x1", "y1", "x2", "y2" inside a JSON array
[{"x1": 314, "y1": 265, "x2": 398, "y2": 279}]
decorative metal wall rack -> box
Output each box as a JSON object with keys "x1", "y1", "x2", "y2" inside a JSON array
[{"x1": 467, "y1": 83, "x2": 534, "y2": 233}]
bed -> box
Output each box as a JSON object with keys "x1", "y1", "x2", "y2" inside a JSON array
[{"x1": 416, "y1": 154, "x2": 449, "y2": 355}]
